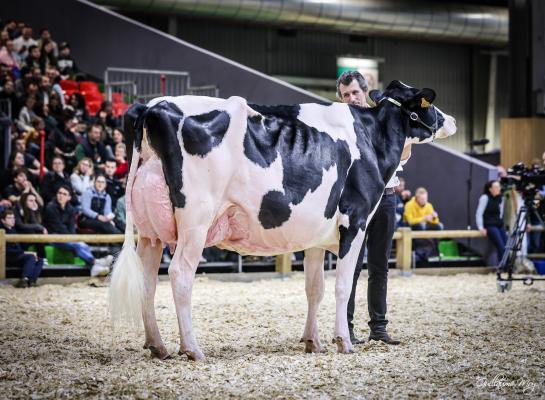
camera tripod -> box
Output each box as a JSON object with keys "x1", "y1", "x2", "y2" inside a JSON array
[{"x1": 497, "y1": 200, "x2": 545, "y2": 292}]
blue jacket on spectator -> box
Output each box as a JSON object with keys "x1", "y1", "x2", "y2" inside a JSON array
[{"x1": 81, "y1": 187, "x2": 114, "y2": 219}]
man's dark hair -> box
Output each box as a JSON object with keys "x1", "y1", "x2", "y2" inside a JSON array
[
  {"x1": 39, "y1": 27, "x2": 49, "y2": 35},
  {"x1": 56, "y1": 184, "x2": 72, "y2": 194},
  {"x1": 336, "y1": 70, "x2": 368, "y2": 99},
  {"x1": 12, "y1": 167, "x2": 27, "y2": 179},
  {"x1": 89, "y1": 122, "x2": 104, "y2": 132},
  {"x1": 28, "y1": 44, "x2": 38, "y2": 53},
  {"x1": 1, "y1": 209, "x2": 15, "y2": 220}
]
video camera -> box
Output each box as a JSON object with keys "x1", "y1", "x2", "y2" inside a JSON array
[{"x1": 500, "y1": 162, "x2": 545, "y2": 203}]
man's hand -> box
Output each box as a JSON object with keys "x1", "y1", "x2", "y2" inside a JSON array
[
  {"x1": 98, "y1": 215, "x2": 109, "y2": 222},
  {"x1": 431, "y1": 211, "x2": 438, "y2": 219},
  {"x1": 479, "y1": 228, "x2": 487, "y2": 236},
  {"x1": 424, "y1": 214, "x2": 434, "y2": 222},
  {"x1": 24, "y1": 251, "x2": 38, "y2": 260}
]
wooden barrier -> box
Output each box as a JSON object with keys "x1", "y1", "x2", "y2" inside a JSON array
[{"x1": 0, "y1": 229, "x2": 487, "y2": 279}]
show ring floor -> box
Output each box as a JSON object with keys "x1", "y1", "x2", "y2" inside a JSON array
[{"x1": 1, "y1": 272, "x2": 544, "y2": 399}]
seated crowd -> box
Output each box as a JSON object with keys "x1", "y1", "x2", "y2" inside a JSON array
[{"x1": 0, "y1": 20, "x2": 126, "y2": 286}]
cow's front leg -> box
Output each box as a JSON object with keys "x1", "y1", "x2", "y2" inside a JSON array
[
  {"x1": 302, "y1": 248, "x2": 326, "y2": 353},
  {"x1": 335, "y1": 229, "x2": 366, "y2": 354},
  {"x1": 169, "y1": 209, "x2": 210, "y2": 362}
]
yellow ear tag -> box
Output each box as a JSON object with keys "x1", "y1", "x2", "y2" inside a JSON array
[{"x1": 421, "y1": 98, "x2": 431, "y2": 108}]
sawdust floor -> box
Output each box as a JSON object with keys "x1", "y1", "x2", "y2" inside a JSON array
[{"x1": 0, "y1": 272, "x2": 544, "y2": 399}]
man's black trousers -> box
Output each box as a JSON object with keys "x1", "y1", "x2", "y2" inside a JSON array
[{"x1": 347, "y1": 192, "x2": 396, "y2": 334}]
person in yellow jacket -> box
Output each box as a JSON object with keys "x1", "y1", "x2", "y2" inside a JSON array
[{"x1": 403, "y1": 187, "x2": 443, "y2": 230}]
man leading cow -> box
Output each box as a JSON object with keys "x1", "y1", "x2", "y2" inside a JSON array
[{"x1": 337, "y1": 71, "x2": 407, "y2": 345}]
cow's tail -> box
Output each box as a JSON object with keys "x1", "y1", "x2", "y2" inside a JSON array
[{"x1": 109, "y1": 103, "x2": 147, "y2": 328}]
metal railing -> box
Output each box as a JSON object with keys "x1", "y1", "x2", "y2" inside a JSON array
[
  {"x1": 0, "y1": 229, "x2": 489, "y2": 280},
  {"x1": 104, "y1": 67, "x2": 219, "y2": 105}
]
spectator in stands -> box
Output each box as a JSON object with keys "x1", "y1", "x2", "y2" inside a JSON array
[
  {"x1": 13, "y1": 25, "x2": 37, "y2": 61},
  {"x1": 15, "y1": 191, "x2": 47, "y2": 259},
  {"x1": 3, "y1": 20, "x2": 18, "y2": 40},
  {"x1": 476, "y1": 180, "x2": 507, "y2": 262},
  {"x1": 13, "y1": 137, "x2": 44, "y2": 171},
  {"x1": 68, "y1": 92, "x2": 90, "y2": 123},
  {"x1": 3, "y1": 168, "x2": 43, "y2": 207},
  {"x1": 47, "y1": 90, "x2": 64, "y2": 124},
  {"x1": 37, "y1": 28, "x2": 58, "y2": 57},
  {"x1": 104, "y1": 159, "x2": 123, "y2": 208},
  {"x1": 57, "y1": 42, "x2": 78, "y2": 78},
  {"x1": 114, "y1": 143, "x2": 128, "y2": 180},
  {"x1": 0, "y1": 40, "x2": 21, "y2": 71},
  {"x1": 404, "y1": 187, "x2": 442, "y2": 265},
  {"x1": 17, "y1": 94, "x2": 37, "y2": 132},
  {"x1": 0, "y1": 30, "x2": 9, "y2": 47},
  {"x1": 404, "y1": 187, "x2": 443, "y2": 230},
  {"x1": 95, "y1": 101, "x2": 119, "y2": 131},
  {"x1": 47, "y1": 111, "x2": 79, "y2": 170},
  {"x1": 39, "y1": 40, "x2": 57, "y2": 73},
  {"x1": 70, "y1": 157, "x2": 94, "y2": 203},
  {"x1": 394, "y1": 177, "x2": 411, "y2": 227},
  {"x1": 37, "y1": 75, "x2": 52, "y2": 105},
  {"x1": 41, "y1": 156, "x2": 74, "y2": 205},
  {"x1": 31, "y1": 66, "x2": 42, "y2": 81},
  {"x1": 80, "y1": 174, "x2": 121, "y2": 234},
  {"x1": 43, "y1": 184, "x2": 112, "y2": 277},
  {"x1": 0, "y1": 196, "x2": 12, "y2": 214},
  {"x1": 115, "y1": 195, "x2": 126, "y2": 232},
  {"x1": 105, "y1": 127, "x2": 124, "y2": 158},
  {"x1": 0, "y1": 80, "x2": 17, "y2": 111},
  {"x1": 46, "y1": 67, "x2": 65, "y2": 107},
  {"x1": 24, "y1": 45, "x2": 42, "y2": 71},
  {"x1": 75, "y1": 123, "x2": 109, "y2": 171},
  {"x1": 1, "y1": 209, "x2": 44, "y2": 287},
  {"x1": 7, "y1": 150, "x2": 40, "y2": 185}
]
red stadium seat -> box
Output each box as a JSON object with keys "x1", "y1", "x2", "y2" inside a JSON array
[
  {"x1": 111, "y1": 92, "x2": 123, "y2": 103},
  {"x1": 112, "y1": 102, "x2": 129, "y2": 117},
  {"x1": 86, "y1": 100, "x2": 102, "y2": 115},
  {"x1": 83, "y1": 91, "x2": 104, "y2": 103},
  {"x1": 60, "y1": 79, "x2": 78, "y2": 91},
  {"x1": 79, "y1": 81, "x2": 100, "y2": 93}
]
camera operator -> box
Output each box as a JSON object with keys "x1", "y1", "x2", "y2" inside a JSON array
[{"x1": 476, "y1": 180, "x2": 507, "y2": 261}]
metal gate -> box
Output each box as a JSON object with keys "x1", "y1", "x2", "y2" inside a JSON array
[{"x1": 104, "y1": 67, "x2": 218, "y2": 104}]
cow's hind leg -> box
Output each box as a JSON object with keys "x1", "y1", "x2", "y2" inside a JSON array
[
  {"x1": 335, "y1": 230, "x2": 366, "y2": 354},
  {"x1": 302, "y1": 248, "x2": 326, "y2": 353},
  {"x1": 169, "y1": 208, "x2": 211, "y2": 361},
  {"x1": 137, "y1": 237, "x2": 169, "y2": 360}
]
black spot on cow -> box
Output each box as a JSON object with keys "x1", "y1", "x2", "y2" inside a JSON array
[
  {"x1": 124, "y1": 102, "x2": 147, "y2": 167},
  {"x1": 336, "y1": 105, "x2": 406, "y2": 259},
  {"x1": 259, "y1": 190, "x2": 292, "y2": 229},
  {"x1": 142, "y1": 101, "x2": 186, "y2": 208},
  {"x1": 182, "y1": 110, "x2": 230, "y2": 157},
  {"x1": 245, "y1": 104, "x2": 352, "y2": 229}
]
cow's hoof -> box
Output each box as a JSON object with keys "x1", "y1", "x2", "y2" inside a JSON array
[
  {"x1": 335, "y1": 336, "x2": 354, "y2": 354},
  {"x1": 148, "y1": 345, "x2": 171, "y2": 360},
  {"x1": 178, "y1": 348, "x2": 205, "y2": 362},
  {"x1": 304, "y1": 339, "x2": 325, "y2": 354}
]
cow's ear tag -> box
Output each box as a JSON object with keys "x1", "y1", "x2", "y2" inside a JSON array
[{"x1": 421, "y1": 98, "x2": 431, "y2": 108}]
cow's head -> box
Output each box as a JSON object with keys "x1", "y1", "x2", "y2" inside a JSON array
[{"x1": 369, "y1": 80, "x2": 456, "y2": 144}]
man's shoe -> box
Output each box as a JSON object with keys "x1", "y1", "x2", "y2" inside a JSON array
[
  {"x1": 15, "y1": 278, "x2": 29, "y2": 288},
  {"x1": 91, "y1": 263, "x2": 110, "y2": 277},
  {"x1": 369, "y1": 332, "x2": 401, "y2": 345},
  {"x1": 349, "y1": 331, "x2": 365, "y2": 345}
]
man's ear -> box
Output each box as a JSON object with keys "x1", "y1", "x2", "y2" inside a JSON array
[{"x1": 368, "y1": 90, "x2": 384, "y2": 106}]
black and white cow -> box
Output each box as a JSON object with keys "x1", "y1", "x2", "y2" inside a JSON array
[{"x1": 109, "y1": 80, "x2": 456, "y2": 360}]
